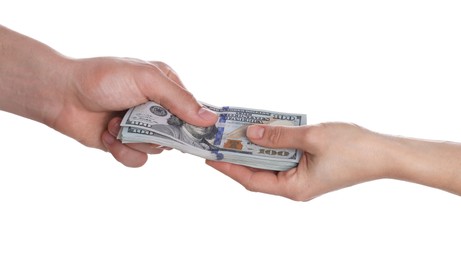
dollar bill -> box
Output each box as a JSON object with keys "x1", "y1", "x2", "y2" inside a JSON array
[{"x1": 118, "y1": 101, "x2": 307, "y2": 171}]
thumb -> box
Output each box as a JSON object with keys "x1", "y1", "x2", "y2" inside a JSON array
[{"x1": 246, "y1": 124, "x2": 310, "y2": 150}]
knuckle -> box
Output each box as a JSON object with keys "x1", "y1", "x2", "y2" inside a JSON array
[
  {"x1": 267, "y1": 127, "x2": 283, "y2": 146},
  {"x1": 243, "y1": 184, "x2": 257, "y2": 193},
  {"x1": 279, "y1": 176, "x2": 311, "y2": 202},
  {"x1": 241, "y1": 175, "x2": 258, "y2": 193},
  {"x1": 287, "y1": 192, "x2": 308, "y2": 202},
  {"x1": 113, "y1": 147, "x2": 129, "y2": 162},
  {"x1": 152, "y1": 61, "x2": 175, "y2": 76},
  {"x1": 302, "y1": 124, "x2": 325, "y2": 149},
  {"x1": 284, "y1": 187, "x2": 311, "y2": 201},
  {"x1": 153, "y1": 61, "x2": 168, "y2": 69}
]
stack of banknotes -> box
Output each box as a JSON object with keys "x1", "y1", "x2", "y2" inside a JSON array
[{"x1": 118, "y1": 101, "x2": 307, "y2": 171}]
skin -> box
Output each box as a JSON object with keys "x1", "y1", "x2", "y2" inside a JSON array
[
  {"x1": 207, "y1": 123, "x2": 461, "y2": 201},
  {"x1": 4, "y1": 25, "x2": 460, "y2": 201},
  {"x1": 0, "y1": 25, "x2": 218, "y2": 167}
]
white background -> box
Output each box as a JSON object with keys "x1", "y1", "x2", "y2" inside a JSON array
[{"x1": 1, "y1": 1, "x2": 461, "y2": 259}]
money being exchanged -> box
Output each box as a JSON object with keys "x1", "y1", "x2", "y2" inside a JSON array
[{"x1": 118, "y1": 101, "x2": 307, "y2": 171}]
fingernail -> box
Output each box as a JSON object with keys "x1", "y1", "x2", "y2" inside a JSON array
[
  {"x1": 198, "y1": 107, "x2": 217, "y2": 121},
  {"x1": 247, "y1": 125, "x2": 265, "y2": 139},
  {"x1": 156, "y1": 145, "x2": 172, "y2": 151},
  {"x1": 102, "y1": 131, "x2": 115, "y2": 145}
]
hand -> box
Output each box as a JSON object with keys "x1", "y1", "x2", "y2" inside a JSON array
[
  {"x1": 0, "y1": 25, "x2": 218, "y2": 167},
  {"x1": 59, "y1": 58, "x2": 218, "y2": 167},
  {"x1": 207, "y1": 123, "x2": 391, "y2": 201}
]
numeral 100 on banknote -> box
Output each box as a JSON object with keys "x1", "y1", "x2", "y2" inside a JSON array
[{"x1": 259, "y1": 148, "x2": 290, "y2": 157}]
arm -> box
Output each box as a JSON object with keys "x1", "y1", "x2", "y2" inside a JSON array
[
  {"x1": 0, "y1": 25, "x2": 69, "y2": 126},
  {"x1": 207, "y1": 123, "x2": 461, "y2": 201},
  {"x1": 0, "y1": 25, "x2": 218, "y2": 166}
]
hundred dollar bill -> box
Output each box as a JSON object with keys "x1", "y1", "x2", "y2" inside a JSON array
[{"x1": 118, "y1": 101, "x2": 307, "y2": 171}]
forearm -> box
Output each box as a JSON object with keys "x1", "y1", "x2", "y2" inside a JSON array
[
  {"x1": 386, "y1": 135, "x2": 461, "y2": 195},
  {"x1": 0, "y1": 25, "x2": 72, "y2": 126}
]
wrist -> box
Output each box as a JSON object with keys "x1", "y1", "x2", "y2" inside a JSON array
[
  {"x1": 0, "y1": 25, "x2": 75, "y2": 127},
  {"x1": 383, "y1": 135, "x2": 433, "y2": 182},
  {"x1": 35, "y1": 56, "x2": 76, "y2": 128},
  {"x1": 360, "y1": 131, "x2": 400, "y2": 181},
  {"x1": 376, "y1": 135, "x2": 409, "y2": 180},
  {"x1": 385, "y1": 135, "x2": 461, "y2": 194}
]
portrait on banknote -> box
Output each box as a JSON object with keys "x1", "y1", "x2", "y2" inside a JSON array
[{"x1": 151, "y1": 114, "x2": 218, "y2": 150}]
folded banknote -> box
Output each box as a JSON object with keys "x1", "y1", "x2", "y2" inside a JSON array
[{"x1": 118, "y1": 101, "x2": 306, "y2": 171}]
